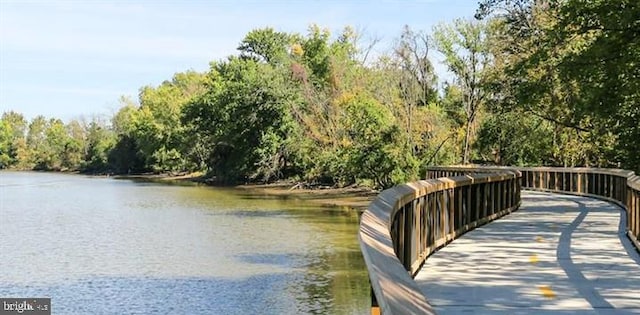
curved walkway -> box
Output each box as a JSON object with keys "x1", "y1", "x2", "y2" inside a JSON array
[{"x1": 414, "y1": 191, "x2": 640, "y2": 314}]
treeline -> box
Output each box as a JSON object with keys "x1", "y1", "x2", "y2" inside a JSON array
[{"x1": 1, "y1": 0, "x2": 638, "y2": 189}]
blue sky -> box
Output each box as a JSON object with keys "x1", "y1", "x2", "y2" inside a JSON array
[{"x1": 0, "y1": 0, "x2": 479, "y2": 122}]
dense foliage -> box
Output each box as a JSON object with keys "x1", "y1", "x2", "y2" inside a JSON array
[
  {"x1": 2, "y1": 1, "x2": 638, "y2": 188},
  {"x1": 476, "y1": 0, "x2": 639, "y2": 169}
]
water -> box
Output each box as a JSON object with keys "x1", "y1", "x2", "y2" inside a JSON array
[{"x1": 0, "y1": 171, "x2": 369, "y2": 314}]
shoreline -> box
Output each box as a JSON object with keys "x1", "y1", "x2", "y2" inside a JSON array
[
  {"x1": 1, "y1": 169, "x2": 377, "y2": 211},
  {"x1": 113, "y1": 172, "x2": 377, "y2": 212},
  {"x1": 235, "y1": 182, "x2": 377, "y2": 212}
]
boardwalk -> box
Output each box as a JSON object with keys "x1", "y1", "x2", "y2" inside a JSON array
[{"x1": 414, "y1": 191, "x2": 640, "y2": 314}]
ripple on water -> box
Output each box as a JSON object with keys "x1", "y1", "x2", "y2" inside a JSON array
[
  {"x1": 0, "y1": 172, "x2": 370, "y2": 315},
  {"x1": 0, "y1": 274, "x2": 300, "y2": 315}
]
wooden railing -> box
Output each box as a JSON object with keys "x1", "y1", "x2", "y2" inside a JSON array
[
  {"x1": 427, "y1": 166, "x2": 640, "y2": 251},
  {"x1": 360, "y1": 166, "x2": 640, "y2": 315},
  {"x1": 518, "y1": 167, "x2": 639, "y2": 251},
  {"x1": 628, "y1": 174, "x2": 640, "y2": 250},
  {"x1": 358, "y1": 171, "x2": 521, "y2": 315}
]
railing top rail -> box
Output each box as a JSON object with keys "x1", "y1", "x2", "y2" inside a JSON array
[
  {"x1": 359, "y1": 171, "x2": 520, "y2": 315},
  {"x1": 427, "y1": 165, "x2": 634, "y2": 177},
  {"x1": 517, "y1": 166, "x2": 634, "y2": 177},
  {"x1": 629, "y1": 175, "x2": 640, "y2": 190}
]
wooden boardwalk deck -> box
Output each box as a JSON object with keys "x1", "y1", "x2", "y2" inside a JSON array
[{"x1": 414, "y1": 191, "x2": 640, "y2": 314}]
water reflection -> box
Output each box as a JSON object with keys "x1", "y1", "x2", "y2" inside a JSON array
[{"x1": 0, "y1": 171, "x2": 369, "y2": 314}]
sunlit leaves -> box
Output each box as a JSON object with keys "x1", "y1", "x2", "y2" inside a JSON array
[
  {"x1": 477, "y1": 0, "x2": 640, "y2": 170},
  {"x1": 433, "y1": 19, "x2": 491, "y2": 164}
]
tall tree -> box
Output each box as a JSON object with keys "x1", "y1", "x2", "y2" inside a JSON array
[
  {"x1": 43, "y1": 118, "x2": 69, "y2": 170},
  {"x1": 477, "y1": 0, "x2": 640, "y2": 170},
  {"x1": 392, "y1": 26, "x2": 439, "y2": 156},
  {"x1": 0, "y1": 111, "x2": 28, "y2": 168},
  {"x1": 83, "y1": 118, "x2": 114, "y2": 172},
  {"x1": 109, "y1": 98, "x2": 145, "y2": 174},
  {"x1": 26, "y1": 116, "x2": 48, "y2": 169},
  {"x1": 63, "y1": 119, "x2": 86, "y2": 170},
  {"x1": 0, "y1": 119, "x2": 11, "y2": 168},
  {"x1": 433, "y1": 19, "x2": 491, "y2": 164},
  {"x1": 132, "y1": 70, "x2": 207, "y2": 172},
  {"x1": 238, "y1": 27, "x2": 293, "y2": 64},
  {"x1": 184, "y1": 56, "x2": 298, "y2": 182}
]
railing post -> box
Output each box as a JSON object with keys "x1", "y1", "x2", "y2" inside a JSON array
[
  {"x1": 371, "y1": 287, "x2": 380, "y2": 315},
  {"x1": 633, "y1": 190, "x2": 636, "y2": 237},
  {"x1": 633, "y1": 188, "x2": 635, "y2": 233},
  {"x1": 404, "y1": 203, "x2": 413, "y2": 271},
  {"x1": 448, "y1": 188, "x2": 455, "y2": 238},
  {"x1": 439, "y1": 190, "x2": 446, "y2": 240}
]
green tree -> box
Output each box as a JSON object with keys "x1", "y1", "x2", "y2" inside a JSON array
[
  {"x1": 476, "y1": 110, "x2": 553, "y2": 165},
  {"x1": 128, "y1": 71, "x2": 207, "y2": 173},
  {"x1": 392, "y1": 26, "x2": 440, "y2": 158},
  {"x1": 301, "y1": 25, "x2": 333, "y2": 86},
  {"x1": 477, "y1": 0, "x2": 639, "y2": 170},
  {"x1": 83, "y1": 118, "x2": 115, "y2": 172},
  {"x1": 0, "y1": 119, "x2": 11, "y2": 168},
  {"x1": 341, "y1": 94, "x2": 415, "y2": 188},
  {"x1": 62, "y1": 119, "x2": 86, "y2": 170},
  {"x1": 433, "y1": 19, "x2": 491, "y2": 164},
  {"x1": 26, "y1": 116, "x2": 49, "y2": 169},
  {"x1": 184, "y1": 55, "x2": 298, "y2": 182},
  {"x1": 238, "y1": 27, "x2": 293, "y2": 64},
  {"x1": 42, "y1": 118, "x2": 69, "y2": 170},
  {"x1": 0, "y1": 111, "x2": 28, "y2": 168},
  {"x1": 108, "y1": 134, "x2": 145, "y2": 174},
  {"x1": 109, "y1": 99, "x2": 145, "y2": 174}
]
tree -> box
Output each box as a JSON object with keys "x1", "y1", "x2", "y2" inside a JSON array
[
  {"x1": 0, "y1": 111, "x2": 28, "y2": 168},
  {"x1": 108, "y1": 134, "x2": 145, "y2": 174},
  {"x1": 476, "y1": 110, "x2": 552, "y2": 165},
  {"x1": 392, "y1": 26, "x2": 439, "y2": 157},
  {"x1": 301, "y1": 25, "x2": 333, "y2": 86},
  {"x1": 0, "y1": 119, "x2": 11, "y2": 168},
  {"x1": 26, "y1": 116, "x2": 49, "y2": 169},
  {"x1": 394, "y1": 26, "x2": 439, "y2": 108},
  {"x1": 477, "y1": 0, "x2": 640, "y2": 171},
  {"x1": 83, "y1": 118, "x2": 115, "y2": 172},
  {"x1": 184, "y1": 56, "x2": 298, "y2": 182},
  {"x1": 109, "y1": 100, "x2": 145, "y2": 174},
  {"x1": 554, "y1": 0, "x2": 640, "y2": 170},
  {"x1": 433, "y1": 19, "x2": 491, "y2": 164},
  {"x1": 43, "y1": 118, "x2": 69, "y2": 170},
  {"x1": 129, "y1": 70, "x2": 207, "y2": 172},
  {"x1": 341, "y1": 93, "x2": 415, "y2": 188},
  {"x1": 62, "y1": 119, "x2": 86, "y2": 170},
  {"x1": 238, "y1": 27, "x2": 293, "y2": 64}
]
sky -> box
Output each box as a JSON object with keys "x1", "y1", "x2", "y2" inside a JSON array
[{"x1": 0, "y1": 0, "x2": 480, "y2": 122}]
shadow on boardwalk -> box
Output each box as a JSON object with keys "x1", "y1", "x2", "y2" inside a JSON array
[{"x1": 414, "y1": 191, "x2": 640, "y2": 314}]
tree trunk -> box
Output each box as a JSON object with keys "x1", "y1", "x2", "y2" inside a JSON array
[{"x1": 463, "y1": 119, "x2": 472, "y2": 164}]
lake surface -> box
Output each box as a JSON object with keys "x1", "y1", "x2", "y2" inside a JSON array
[{"x1": 0, "y1": 171, "x2": 369, "y2": 314}]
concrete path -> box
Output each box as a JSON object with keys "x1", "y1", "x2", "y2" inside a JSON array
[{"x1": 414, "y1": 191, "x2": 640, "y2": 314}]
